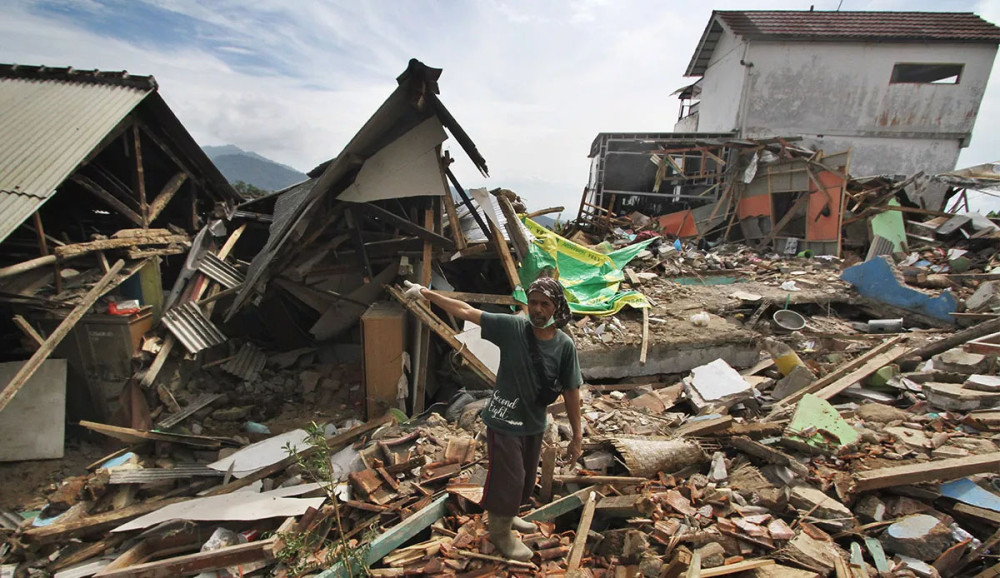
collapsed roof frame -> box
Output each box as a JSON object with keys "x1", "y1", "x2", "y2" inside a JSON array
[{"x1": 225, "y1": 59, "x2": 489, "y2": 321}]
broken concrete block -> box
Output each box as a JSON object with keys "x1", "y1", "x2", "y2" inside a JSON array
[
  {"x1": 895, "y1": 555, "x2": 940, "y2": 578},
  {"x1": 854, "y1": 494, "x2": 887, "y2": 523},
  {"x1": 931, "y1": 348, "x2": 989, "y2": 374},
  {"x1": 966, "y1": 280, "x2": 1000, "y2": 313},
  {"x1": 882, "y1": 514, "x2": 954, "y2": 561},
  {"x1": 708, "y1": 452, "x2": 728, "y2": 482},
  {"x1": 855, "y1": 403, "x2": 910, "y2": 424},
  {"x1": 686, "y1": 359, "x2": 754, "y2": 412},
  {"x1": 581, "y1": 451, "x2": 614, "y2": 472},
  {"x1": 965, "y1": 374, "x2": 1000, "y2": 393},
  {"x1": 696, "y1": 542, "x2": 726, "y2": 568},
  {"x1": 767, "y1": 518, "x2": 795, "y2": 541},
  {"x1": 789, "y1": 485, "x2": 855, "y2": 528},
  {"x1": 783, "y1": 532, "x2": 847, "y2": 576},
  {"x1": 923, "y1": 382, "x2": 1000, "y2": 411},
  {"x1": 771, "y1": 364, "x2": 816, "y2": 400}
]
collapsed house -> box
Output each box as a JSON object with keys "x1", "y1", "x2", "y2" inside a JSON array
[
  {"x1": 0, "y1": 64, "x2": 238, "y2": 447},
  {"x1": 675, "y1": 10, "x2": 1000, "y2": 210},
  {"x1": 2, "y1": 41, "x2": 1000, "y2": 578}
]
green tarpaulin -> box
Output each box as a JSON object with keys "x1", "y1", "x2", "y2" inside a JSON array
[{"x1": 516, "y1": 217, "x2": 653, "y2": 315}]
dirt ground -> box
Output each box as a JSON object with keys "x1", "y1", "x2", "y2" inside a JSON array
[{"x1": 0, "y1": 438, "x2": 106, "y2": 512}]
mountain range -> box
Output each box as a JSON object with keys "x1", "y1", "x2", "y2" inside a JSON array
[{"x1": 202, "y1": 145, "x2": 308, "y2": 192}]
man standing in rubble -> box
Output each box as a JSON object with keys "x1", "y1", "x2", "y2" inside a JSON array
[{"x1": 406, "y1": 276, "x2": 583, "y2": 561}]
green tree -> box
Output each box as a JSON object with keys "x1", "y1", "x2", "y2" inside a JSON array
[{"x1": 232, "y1": 180, "x2": 270, "y2": 200}]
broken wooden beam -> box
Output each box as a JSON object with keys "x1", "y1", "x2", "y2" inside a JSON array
[
  {"x1": 0, "y1": 260, "x2": 125, "y2": 414},
  {"x1": 387, "y1": 285, "x2": 496, "y2": 386},
  {"x1": 776, "y1": 335, "x2": 907, "y2": 407},
  {"x1": 354, "y1": 202, "x2": 455, "y2": 250},
  {"x1": 853, "y1": 452, "x2": 1000, "y2": 493},
  {"x1": 525, "y1": 486, "x2": 599, "y2": 522},
  {"x1": 553, "y1": 475, "x2": 646, "y2": 486},
  {"x1": 94, "y1": 537, "x2": 278, "y2": 578},
  {"x1": 316, "y1": 494, "x2": 448, "y2": 578},
  {"x1": 23, "y1": 497, "x2": 189, "y2": 544},
  {"x1": 566, "y1": 491, "x2": 598, "y2": 572}
]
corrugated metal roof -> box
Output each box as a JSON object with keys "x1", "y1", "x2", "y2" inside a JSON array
[
  {"x1": 221, "y1": 343, "x2": 267, "y2": 381},
  {"x1": 197, "y1": 252, "x2": 245, "y2": 289},
  {"x1": 687, "y1": 11, "x2": 1000, "y2": 76},
  {"x1": 0, "y1": 65, "x2": 154, "y2": 242},
  {"x1": 162, "y1": 302, "x2": 227, "y2": 354}
]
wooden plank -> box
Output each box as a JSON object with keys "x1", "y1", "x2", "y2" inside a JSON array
[
  {"x1": 355, "y1": 202, "x2": 455, "y2": 250},
  {"x1": 387, "y1": 285, "x2": 496, "y2": 385},
  {"x1": 811, "y1": 345, "x2": 911, "y2": 401},
  {"x1": 909, "y1": 317, "x2": 1000, "y2": 361},
  {"x1": 951, "y1": 503, "x2": 1000, "y2": 525},
  {"x1": 23, "y1": 497, "x2": 189, "y2": 544},
  {"x1": 79, "y1": 420, "x2": 223, "y2": 449},
  {"x1": 540, "y1": 445, "x2": 557, "y2": 502},
  {"x1": 71, "y1": 174, "x2": 145, "y2": 227},
  {"x1": 566, "y1": 491, "x2": 597, "y2": 572},
  {"x1": 147, "y1": 172, "x2": 188, "y2": 223},
  {"x1": 53, "y1": 233, "x2": 187, "y2": 259},
  {"x1": 51, "y1": 534, "x2": 128, "y2": 571},
  {"x1": 437, "y1": 145, "x2": 466, "y2": 250},
  {"x1": 95, "y1": 537, "x2": 277, "y2": 578},
  {"x1": 489, "y1": 216, "x2": 523, "y2": 300},
  {"x1": 524, "y1": 486, "x2": 596, "y2": 522},
  {"x1": 0, "y1": 260, "x2": 125, "y2": 413},
  {"x1": 853, "y1": 452, "x2": 1000, "y2": 493},
  {"x1": 132, "y1": 124, "x2": 148, "y2": 227},
  {"x1": 316, "y1": 494, "x2": 448, "y2": 578},
  {"x1": 640, "y1": 307, "x2": 650, "y2": 365},
  {"x1": 435, "y1": 291, "x2": 519, "y2": 306},
  {"x1": 776, "y1": 336, "x2": 906, "y2": 407},
  {"x1": 554, "y1": 475, "x2": 646, "y2": 486},
  {"x1": 413, "y1": 208, "x2": 434, "y2": 415},
  {"x1": 12, "y1": 315, "x2": 44, "y2": 348},
  {"x1": 495, "y1": 192, "x2": 530, "y2": 262},
  {"x1": 674, "y1": 416, "x2": 733, "y2": 437}
]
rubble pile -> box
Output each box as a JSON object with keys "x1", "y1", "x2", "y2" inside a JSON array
[{"x1": 3, "y1": 60, "x2": 1000, "y2": 578}]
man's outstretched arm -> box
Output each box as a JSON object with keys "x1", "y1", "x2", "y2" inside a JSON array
[{"x1": 419, "y1": 288, "x2": 483, "y2": 326}]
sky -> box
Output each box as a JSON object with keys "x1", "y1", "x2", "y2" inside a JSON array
[{"x1": 2, "y1": 0, "x2": 1000, "y2": 216}]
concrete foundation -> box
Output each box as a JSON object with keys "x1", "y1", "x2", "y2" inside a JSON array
[{"x1": 580, "y1": 339, "x2": 760, "y2": 380}]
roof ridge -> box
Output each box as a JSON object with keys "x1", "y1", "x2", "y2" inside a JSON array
[{"x1": 0, "y1": 64, "x2": 157, "y2": 91}]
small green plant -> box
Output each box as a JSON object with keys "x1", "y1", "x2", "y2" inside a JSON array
[{"x1": 278, "y1": 422, "x2": 379, "y2": 576}]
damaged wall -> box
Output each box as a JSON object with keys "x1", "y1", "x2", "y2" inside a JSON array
[{"x1": 681, "y1": 13, "x2": 999, "y2": 210}]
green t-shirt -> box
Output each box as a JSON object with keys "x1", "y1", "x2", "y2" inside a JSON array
[{"x1": 479, "y1": 311, "x2": 583, "y2": 436}]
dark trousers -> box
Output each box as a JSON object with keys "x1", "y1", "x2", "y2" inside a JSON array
[{"x1": 481, "y1": 427, "x2": 544, "y2": 517}]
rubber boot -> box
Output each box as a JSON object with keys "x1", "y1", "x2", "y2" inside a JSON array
[
  {"x1": 512, "y1": 516, "x2": 536, "y2": 533},
  {"x1": 488, "y1": 513, "x2": 533, "y2": 561}
]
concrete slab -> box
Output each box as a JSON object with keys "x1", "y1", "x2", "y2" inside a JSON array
[{"x1": 0, "y1": 359, "x2": 66, "y2": 461}]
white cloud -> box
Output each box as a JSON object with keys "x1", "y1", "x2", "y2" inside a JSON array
[{"x1": 1, "y1": 0, "x2": 997, "y2": 215}]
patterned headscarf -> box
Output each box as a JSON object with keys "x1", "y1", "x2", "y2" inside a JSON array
[{"x1": 527, "y1": 276, "x2": 572, "y2": 329}]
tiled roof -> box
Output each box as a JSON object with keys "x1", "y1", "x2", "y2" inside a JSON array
[
  {"x1": 717, "y1": 11, "x2": 1000, "y2": 42},
  {"x1": 686, "y1": 11, "x2": 1000, "y2": 76}
]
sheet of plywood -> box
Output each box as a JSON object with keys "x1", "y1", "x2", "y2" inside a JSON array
[
  {"x1": 113, "y1": 492, "x2": 325, "y2": 532},
  {"x1": 0, "y1": 359, "x2": 66, "y2": 461},
  {"x1": 208, "y1": 429, "x2": 312, "y2": 478}
]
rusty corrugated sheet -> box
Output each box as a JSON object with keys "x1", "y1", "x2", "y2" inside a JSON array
[
  {"x1": 197, "y1": 252, "x2": 245, "y2": 289},
  {"x1": 221, "y1": 342, "x2": 267, "y2": 381},
  {"x1": 162, "y1": 302, "x2": 227, "y2": 354},
  {"x1": 0, "y1": 66, "x2": 153, "y2": 243}
]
